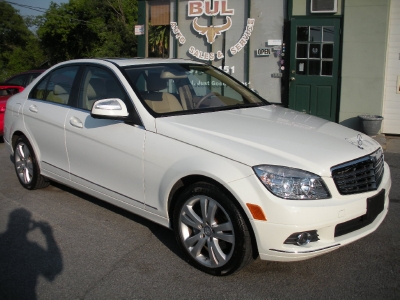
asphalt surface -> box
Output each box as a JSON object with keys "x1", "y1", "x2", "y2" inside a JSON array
[{"x1": 0, "y1": 139, "x2": 399, "y2": 299}]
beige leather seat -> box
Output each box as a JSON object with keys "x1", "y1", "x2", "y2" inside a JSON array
[
  {"x1": 46, "y1": 84, "x2": 69, "y2": 104},
  {"x1": 86, "y1": 78, "x2": 107, "y2": 110},
  {"x1": 143, "y1": 74, "x2": 183, "y2": 113}
]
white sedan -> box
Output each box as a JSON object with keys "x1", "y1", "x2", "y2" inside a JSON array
[{"x1": 3, "y1": 58, "x2": 391, "y2": 275}]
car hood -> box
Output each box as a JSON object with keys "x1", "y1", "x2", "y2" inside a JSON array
[{"x1": 155, "y1": 105, "x2": 381, "y2": 177}]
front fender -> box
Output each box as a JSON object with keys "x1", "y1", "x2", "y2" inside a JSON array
[{"x1": 143, "y1": 131, "x2": 254, "y2": 219}]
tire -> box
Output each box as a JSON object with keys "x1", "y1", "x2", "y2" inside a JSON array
[
  {"x1": 173, "y1": 182, "x2": 254, "y2": 275},
  {"x1": 13, "y1": 136, "x2": 49, "y2": 190}
]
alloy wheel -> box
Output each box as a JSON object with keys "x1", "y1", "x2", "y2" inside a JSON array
[
  {"x1": 15, "y1": 142, "x2": 34, "y2": 184},
  {"x1": 179, "y1": 195, "x2": 235, "y2": 268}
]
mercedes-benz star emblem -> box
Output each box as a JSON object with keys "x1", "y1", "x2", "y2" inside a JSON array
[{"x1": 357, "y1": 134, "x2": 364, "y2": 149}]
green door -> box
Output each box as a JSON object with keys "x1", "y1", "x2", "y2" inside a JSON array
[{"x1": 289, "y1": 18, "x2": 341, "y2": 122}]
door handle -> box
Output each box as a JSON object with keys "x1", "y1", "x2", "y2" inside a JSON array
[
  {"x1": 69, "y1": 117, "x2": 83, "y2": 128},
  {"x1": 290, "y1": 77, "x2": 296, "y2": 81},
  {"x1": 29, "y1": 105, "x2": 38, "y2": 113}
]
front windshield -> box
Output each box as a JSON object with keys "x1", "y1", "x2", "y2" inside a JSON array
[{"x1": 123, "y1": 63, "x2": 268, "y2": 116}]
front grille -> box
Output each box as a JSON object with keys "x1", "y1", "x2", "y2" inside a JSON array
[{"x1": 331, "y1": 149, "x2": 384, "y2": 195}]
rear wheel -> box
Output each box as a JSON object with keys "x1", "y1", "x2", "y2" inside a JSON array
[
  {"x1": 13, "y1": 136, "x2": 49, "y2": 190},
  {"x1": 173, "y1": 182, "x2": 253, "y2": 275}
]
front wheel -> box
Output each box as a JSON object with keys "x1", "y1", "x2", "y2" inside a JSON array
[
  {"x1": 173, "y1": 182, "x2": 254, "y2": 275},
  {"x1": 13, "y1": 136, "x2": 49, "y2": 190}
]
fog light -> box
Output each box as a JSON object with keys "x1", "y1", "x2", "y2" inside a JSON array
[
  {"x1": 284, "y1": 230, "x2": 319, "y2": 245},
  {"x1": 296, "y1": 232, "x2": 312, "y2": 246}
]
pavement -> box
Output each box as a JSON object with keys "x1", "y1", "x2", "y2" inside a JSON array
[{"x1": 373, "y1": 134, "x2": 400, "y2": 154}]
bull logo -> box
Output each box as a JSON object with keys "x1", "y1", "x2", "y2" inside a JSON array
[{"x1": 192, "y1": 16, "x2": 232, "y2": 44}]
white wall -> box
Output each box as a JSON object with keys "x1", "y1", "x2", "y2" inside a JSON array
[{"x1": 383, "y1": 0, "x2": 400, "y2": 134}]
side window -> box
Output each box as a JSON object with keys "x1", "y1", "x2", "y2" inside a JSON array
[
  {"x1": 6, "y1": 74, "x2": 26, "y2": 86},
  {"x1": 30, "y1": 77, "x2": 48, "y2": 100},
  {"x1": 0, "y1": 87, "x2": 21, "y2": 96},
  {"x1": 77, "y1": 66, "x2": 128, "y2": 110},
  {"x1": 29, "y1": 66, "x2": 79, "y2": 105},
  {"x1": 27, "y1": 73, "x2": 41, "y2": 85}
]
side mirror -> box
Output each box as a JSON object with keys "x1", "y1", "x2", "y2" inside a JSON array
[
  {"x1": 91, "y1": 98, "x2": 143, "y2": 126},
  {"x1": 91, "y1": 98, "x2": 129, "y2": 118}
]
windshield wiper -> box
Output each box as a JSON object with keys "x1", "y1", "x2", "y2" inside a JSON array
[
  {"x1": 213, "y1": 102, "x2": 267, "y2": 112},
  {"x1": 157, "y1": 102, "x2": 267, "y2": 117}
]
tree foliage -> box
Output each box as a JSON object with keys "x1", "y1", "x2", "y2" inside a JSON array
[
  {"x1": 148, "y1": 25, "x2": 169, "y2": 58},
  {"x1": 37, "y1": 0, "x2": 139, "y2": 64},
  {"x1": 1, "y1": 0, "x2": 169, "y2": 81},
  {"x1": 0, "y1": 1, "x2": 45, "y2": 81}
]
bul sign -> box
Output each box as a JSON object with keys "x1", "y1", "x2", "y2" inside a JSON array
[
  {"x1": 188, "y1": 0, "x2": 234, "y2": 16},
  {"x1": 171, "y1": 0, "x2": 255, "y2": 61}
]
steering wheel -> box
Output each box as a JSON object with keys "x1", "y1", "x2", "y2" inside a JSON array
[{"x1": 195, "y1": 92, "x2": 216, "y2": 109}]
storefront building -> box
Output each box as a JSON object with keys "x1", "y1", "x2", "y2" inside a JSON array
[
  {"x1": 383, "y1": 0, "x2": 400, "y2": 134},
  {"x1": 137, "y1": 0, "x2": 399, "y2": 134}
]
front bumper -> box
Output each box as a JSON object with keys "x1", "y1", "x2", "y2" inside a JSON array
[{"x1": 228, "y1": 162, "x2": 391, "y2": 262}]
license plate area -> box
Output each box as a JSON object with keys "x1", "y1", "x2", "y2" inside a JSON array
[
  {"x1": 366, "y1": 189, "x2": 385, "y2": 221},
  {"x1": 334, "y1": 189, "x2": 385, "y2": 237}
]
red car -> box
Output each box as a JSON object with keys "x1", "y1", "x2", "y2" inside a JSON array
[
  {"x1": 0, "y1": 85, "x2": 24, "y2": 137},
  {"x1": 4, "y1": 69, "x2": 45, "y2": 87}
]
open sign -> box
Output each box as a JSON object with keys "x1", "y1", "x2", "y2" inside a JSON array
[{"x1": 256, "y1": 48, "x2": 271, "y2": 56}]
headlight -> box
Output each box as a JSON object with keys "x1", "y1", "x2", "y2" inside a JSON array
[{"x1": 253, "y1": 165, "x2": 331, "y2": 200}]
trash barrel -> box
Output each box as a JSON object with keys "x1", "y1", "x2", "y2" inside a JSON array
[{"x1": 358, "y1": 115, "x2": 383, "y2": 136}]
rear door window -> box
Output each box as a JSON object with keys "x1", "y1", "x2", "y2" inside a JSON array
[{"x1": 29, "y1": 67, "x2": 79, "y2": 105}]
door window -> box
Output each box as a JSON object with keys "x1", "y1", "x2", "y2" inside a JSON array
[
  {"x1": 77, "y1": 66, "x2": 128, "y2": 110},
  {"x1": 29, "y1": 66, "x2": 79, "y2": 104},
  {"x1": 27, "y1": 73, "x2": 42, "y2": 85},
  {"x1": 295, "y1": 26, "x2": 335, "y2": 76}
]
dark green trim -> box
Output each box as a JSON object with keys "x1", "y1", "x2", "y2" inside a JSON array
[
  {"x1": 287, "y1": 0, "x2": 293, "y2": 19},
  {"x1": 288, "y1": 0, "x2": 342, "y2": 19},
  {"x1": 138, "y1": 0, "x2": 147, "y2": 58},
  {"x1": 245, "y1": 0, "x2": 251, "y2": 85},
  {"x1": 174, "y1": 0, "x2": 178, "y2": 58},
  {"x1": 335, "y1": 0, "x2": 345, "y2": 122}
]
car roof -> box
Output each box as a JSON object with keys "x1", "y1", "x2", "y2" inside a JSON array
[
  {"x1": 106, "y1": 58, "x2": 202, "y2": 67},
  {"x1": 56, "y1": 58, "x2": 204, "y2": 68}
]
